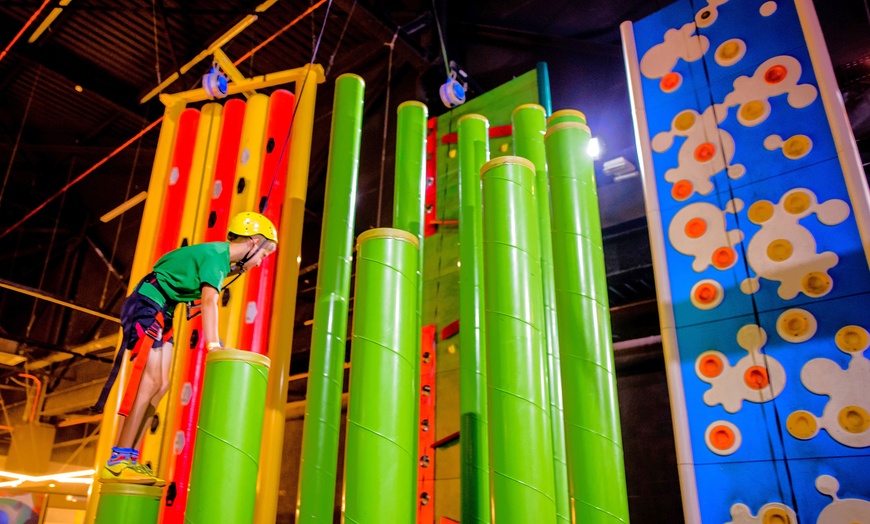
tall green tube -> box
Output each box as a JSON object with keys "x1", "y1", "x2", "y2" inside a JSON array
[
  {"x1": 393, "y1": 100, "x2": 427, "y2": 489},
  {"x1": 511, "y1": 104, "x2": 570, "y2": 524},
  {"x1": 545, "y1": 121, "x2": 629, "y2": 523},
  {"x1": 94, "y1": 484, "x2": 162, "y2": 524},
  {"x1": 296, "y1": 73, "x2": 365, "y2": 524},
  {"x1": 481, "y1": 157, "x2": 557, "y2": 524},
  {"x1": 457, "y1": 114, "x2": 491, "y2": 524},
  {"x1": 185, "y1": 350, "x2": 270, "y2": 524},
  {"x1": 343, "y1": 228, "x2": 419, "y2": 524}
]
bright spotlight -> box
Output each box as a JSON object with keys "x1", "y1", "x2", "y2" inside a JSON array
[{"x1": 587, "y1": 137, "x2": 602, "y2": 160}]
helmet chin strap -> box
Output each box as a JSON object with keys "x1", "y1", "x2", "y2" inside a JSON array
[{"x1": 226, "y1": 238, "x2": 267, "y2": 287}]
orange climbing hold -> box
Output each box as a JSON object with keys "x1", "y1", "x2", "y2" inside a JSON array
[
  {"x1": 685, "y1": 218, "x2": 707, "y2": 238},
  {"x1": 709, "y1": 424, "x2": 735, "y2": 451},
  {"x1": 672, "y1": 180, "x2": 693, "y2": 201},
  {"x1": 744, "y1": 366, "x2": 770, "y2": 390},
  {"x1": 694, "y1": 283, "x2": 719, "y2": 305},
  {"x1": 712, "y1": 246, "x2": 736, "y2": 269},
  {"x1": 699, "y1": 354, "x2": 724, "y2": 378},
  {"x1": 764, "y1": 64, "x2": 788, "y2": 84},
  {"x1": 694, "y1": 142, "x2": 716, "y2": 162},
  {"x1": 661, "y1": 72, "x2": 682, "y2": 92}
]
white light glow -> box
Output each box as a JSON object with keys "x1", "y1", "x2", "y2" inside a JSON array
[
  {"x1": 587, "y1": 137, "x2": 602, "y2": 160},
  {"x1": 0, "y1": 468, "x2": 95, "y2": 487}
]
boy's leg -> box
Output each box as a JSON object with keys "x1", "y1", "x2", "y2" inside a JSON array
[
  {"x1": 132, "y1": 339, "x2": 174, "y2": 445},
  {"x1": 116, "y1": 340, "x2": 165, "y2": 448}
]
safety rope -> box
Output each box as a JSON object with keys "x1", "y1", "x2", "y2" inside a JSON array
[
  {"x1": 688, "y1": 0, "x2": 798, "y2": 510},
  {"x1": 260, "y1": 0, "x2": 334, "y2": 215},
  {"x1": 431, "y1": 0, "x2": 451, "y2": 77},
  {"x1": 151, "y1": 0, "x2": 163, "y2": 84},
  {"x1": 325, "y1": 0, "x2": 356, "y2": 78},
  {"x1": 376, "y1": 29, "x2": 399, "y2": 228}
]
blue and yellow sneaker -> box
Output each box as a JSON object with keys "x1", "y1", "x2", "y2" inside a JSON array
[
  {"x1": 132, "y1": 462, "x2": 166, "y2": 487},
  {"x1": 99, "y1": 459, "x2": 156, "y2": 485}
]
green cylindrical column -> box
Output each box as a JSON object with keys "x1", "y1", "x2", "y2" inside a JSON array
[
  {"x1": 545, "y1": 121, "x2": 629, "y2": 524},
  {"x1": 297, "y1": 73, "x2": 365, "y2": 524},
  {"x1": 393, "y1": 100, "x2": 427, "y2": 489},
  {"x1": 94, "y1": 483, "x2": 162, "y2": 524},
  {"x1": 344, "y1": 228, "x2": 419, "y2": 524},
  {"x1": 457, "y1": 114, "x2": 491, "y2": 524},
  {"x1": 481, "y1": 157, "x2": 557, "y2": 524},
  {"x1": 186, "y1": 350, "x2": 271, "y2": 524},
  {"x1": 512, "y1": 104, "x2": 570, "y2": 524}
]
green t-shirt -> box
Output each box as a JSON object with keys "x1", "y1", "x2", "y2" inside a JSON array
[{"x1": 145, "y1": 242, "x2": 231, "y2": 303}]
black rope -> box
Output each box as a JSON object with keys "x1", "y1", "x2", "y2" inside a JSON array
[
  {"x1": 259, "y1": 0, "x2": 334, "y2": 216},
  {"x1": 688, "y1": 0, "x2": 799, "y2": 514}
]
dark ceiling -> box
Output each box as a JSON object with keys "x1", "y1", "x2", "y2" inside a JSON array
[{"x1": 0, "y1": 0, "x2": 868, "y2": 442}]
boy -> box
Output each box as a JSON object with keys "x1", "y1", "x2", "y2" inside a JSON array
[{"x1": 95, "y1": 211, "x2": 278, "y2": 484}]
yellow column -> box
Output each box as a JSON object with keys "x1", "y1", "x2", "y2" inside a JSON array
[
  {"x1": 253, "y1": 63, "x2": 323, "y2": 524},
  {"x1": 84, "y1": 100, "x2": 186, "y2": 524}
]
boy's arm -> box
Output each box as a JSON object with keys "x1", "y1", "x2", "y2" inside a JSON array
[{"x1": 201, "y1": 284, "x2": 221, "y2": 349}]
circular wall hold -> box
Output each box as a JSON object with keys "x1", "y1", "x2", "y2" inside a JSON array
[
  {"x1": 694, "y1": 142, "x2": 717, "y2": 162},
  {"x1": 691, "y1": 279, "x2": 724, "y2": 310},
  {"x1": 835, "y1": 325, "x2": 870, "y2": 353},
  {"x1": 671, "y1": 180, "x2": 693, "y2": 201},
  {"x1": 784, "y1": 191, "x2": 811, "y2": 214},
  {"x1": 696, "y1": 350, "x2": 726, "y2": 379},
  {"x1": 685, "y1": 217, "x2": 707, "y2": 238},
  {"x1": 764, "y1": 64, "x2": 788, "y2": 84},
  {"x1": 744, "y1": 366, "x2": 770, "y2": 390},
  {"x1": 838, "y1": 405, "x2": 870, "y2": 435},
  {"x1": 661, "y1": 72, "x2": 682, "y2": 93},
  {"x1": 801, "y1": 271, "x2": 832, "y2": 298},
  {"x1": 760, "y1": 506, "x2": 792, "y2": 524},
  {"x1": 748, "y1": 200, "x2": 774, "y2": 224},
  {"x1": 787, "y1": 410, "x2": 818, "y2": 439},
  {"x1": 705, "y1": 420, "x2": 741, "y2": 455},
  {"x1": 711, "y1": 246, "x2": 737, "y2": 270},
  {"x1": 738, "y1": 100, "x2": 770, "y2": 127},
  {"x1": 674, "y1": 110, "x2": 695, "y2": 131},
  {"x1": 782, "y1": 135, "x2": 812, "y2": 159},
  {"x1": 766, "y1": 238, "x2": 793, "y2": 262},
  {"x1": 776, "y1": 308, "x2": 817, "y2": 343},
  {"x1": 715, "y1": 39, "x2": 746, "y2": 67}
]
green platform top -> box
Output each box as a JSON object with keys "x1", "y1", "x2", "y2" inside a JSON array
[
  {"x1": 357, "y1": 227, "x2": 419, "y2": 249},
  {"x1": 206, "y1": 348, "x2": 271, "y2": 368},
  {"x1": 458, "y1": 113, "x2": 488, "y2": 124},
  {"x1": 398, "y1": 100, "x2": 426, "y2": 111},
  {"x1": 512, "y1": 103, "x2": 546, "y2": 117},
  {"x1": 481, "y1": 155, "x2": 536, "y2": 176},
  {"x1": 547, "y1": 109, "x2": 586, "y2": 125},
  {"x1": 544, "y1": 121, "x2": 591, "y2": 139}
]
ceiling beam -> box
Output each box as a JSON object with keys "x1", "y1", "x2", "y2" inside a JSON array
[{"x1": 0, "y1": 17, "x2": 150, "y2": 121}]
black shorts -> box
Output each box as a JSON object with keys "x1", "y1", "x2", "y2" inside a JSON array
[{"x1": 119, "y1": 288, "x2": 175, "y2": 357}]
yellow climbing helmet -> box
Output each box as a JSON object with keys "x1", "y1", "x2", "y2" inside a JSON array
[{"x1": 227, "y1": 212, "x2": 278, "y2": 243}]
